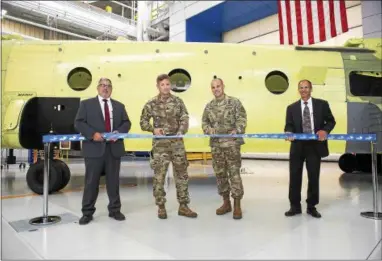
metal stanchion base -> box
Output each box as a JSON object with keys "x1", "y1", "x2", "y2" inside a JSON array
[
  {"x1": 29, "y1": 216, "x2": 61, "y2": 226},
  {"x1": 360, "y1": 211, "x2": 382, "y2": 220}
]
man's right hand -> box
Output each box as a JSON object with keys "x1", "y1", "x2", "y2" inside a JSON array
[
  {"x1": 153, "y1": 128, "x2": 164, "y2": 136},
  {"x1": 208, "y1": 128, "x2": 216, "y2": 135},
  {"x1": 285, "y1": 132, "x2": 294, "y2": 141},
  {"x1": 92, "y1": 132, "x2": 104, "y2": 141}
]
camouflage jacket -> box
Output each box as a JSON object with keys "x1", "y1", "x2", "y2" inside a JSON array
[
  {"x1": 140, "y1": 94, "x2": 189, "y2": 135},
  {"x1": 202, "y1": 94, "x2": 247, "y2": 147}
]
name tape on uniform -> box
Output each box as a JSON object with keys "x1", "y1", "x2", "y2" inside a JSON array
[{"x1": 42, "y1": 133, "x2": 377, "y2": 143}]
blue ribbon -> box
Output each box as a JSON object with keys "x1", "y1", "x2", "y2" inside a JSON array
[{"x1": 42, "y1": 133, "x2": 377, "y2": 143}]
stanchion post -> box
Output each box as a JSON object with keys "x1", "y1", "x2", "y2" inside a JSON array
[
  {"x1": 43, "y1": 143, "x2": 51, "y2": 220},
  {"x1": 360, "y1": 141, "x2": 382, "y2": 220},
  {"x1": 29, "y1": 140, "x2": 62, "y2": 226}
]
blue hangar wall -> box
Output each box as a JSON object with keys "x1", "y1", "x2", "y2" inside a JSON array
[{"x1": 186, "y1": 1, "x2": 279, "y2": 42}]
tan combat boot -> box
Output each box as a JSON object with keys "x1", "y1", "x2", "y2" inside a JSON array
[
  {"x1": 216, "y1": 195, "x2": 232, "y2": 215},
  {"x1": 178, "y1": 204, "x2": 198, "y2": 218},
  {"x1": 158, "y1": 204, "x2": 167, "y2": 219},
  {"x1": 233, "y1": 199, "x2": 242, "y2": 219}
]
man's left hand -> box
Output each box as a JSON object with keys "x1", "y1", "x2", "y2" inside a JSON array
[
  {"x1": 316, "y1": 130, "x2": 327, "y2": 141},
  {"x1": 110, "y1": 130, "x2": 119, "y2": 142},
  {"x1": 230, "y1": 129, "x2": 237, "y2": 135}
]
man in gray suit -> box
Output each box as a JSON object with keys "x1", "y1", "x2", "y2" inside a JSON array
[{"x1": 74, "y1": 77, "x2": 131, "y2": 225}]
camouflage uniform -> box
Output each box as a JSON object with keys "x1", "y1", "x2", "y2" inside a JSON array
[
  {"x1": 202, "y1": 94, "x2": 247, "y2": 200},
  {"x1": 140, "y1": 94, "x2": 196, "y2": 218}
]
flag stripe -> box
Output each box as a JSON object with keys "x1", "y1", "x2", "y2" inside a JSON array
[
  {"x1": 281, "y1": 0, "x2": 289, "y2": 45},
  {"x1": 285, "y1": 0, "x2": 293, "y2": 45},
  {"x1": 317, "y1": 0, "x2": 326, "y2": 42},
  {"x1": 328, "y1": 0, "x2": 337, "y2": 37},
  {"x1": 311, "y1": 0, "x2": 320, "y2": 43},
  {"x1": 339, "y1": 0, "x2": 348, "y2": 32},
  {"x1": 305, "y1": 0, "x2": 314, "y2": 44},
  {"x1": 300, "y1": 1, "x2": 309, "y2": 45},
  {"x1": 278, "y1": 0, "x2": 284, "y2": 44},
  {"x1": 290, "y1": 0, "x2": 298, "y2": 45},
  {"x1": 323, "y1": 0, "x2": 332, "y2": 41},
  {"x1": 295, "y1": 0, "x2": 303, "y2": 45},
  {"x1": 333, "y1": 0, "x2": 343, "y2": 35}
]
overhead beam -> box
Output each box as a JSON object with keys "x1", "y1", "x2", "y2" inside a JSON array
[{"x1": 4, "y1": 15, "x2": 96, "y2": 40}]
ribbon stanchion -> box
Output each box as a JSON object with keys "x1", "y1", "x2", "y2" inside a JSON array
[
  {"x1": 33, "y1": 132, "x2": 379, "y2": 226},
  {"x1": 360, "y1": 141, "x2": 382, "y2": 220},
  {"x1": 29, "y1": 141, "x2": 62, "y2": 226}
]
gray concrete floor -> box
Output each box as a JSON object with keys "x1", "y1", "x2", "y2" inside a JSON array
[{"x1": 1, "y1": 158, "x2": 381, "y2": 259}]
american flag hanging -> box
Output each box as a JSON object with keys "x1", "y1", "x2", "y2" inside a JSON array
[{"x1": 277, "y1": 0, "x2": 349, "y2": 45}]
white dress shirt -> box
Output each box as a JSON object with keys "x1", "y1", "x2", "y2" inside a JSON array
[
  {"x1": 98, "y1": 95, "x2": 113, "y2": 131},
  {"x1": 300, "y1": 97, "x2": 314, "y2": 134}
]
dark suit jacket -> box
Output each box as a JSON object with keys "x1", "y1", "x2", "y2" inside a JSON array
[
  {"x1": 74, "y1": 96, "x2": 131, "y2": 158},
  {"x1": 284, "y1": 97, "x2": 336, "y2": 158}
]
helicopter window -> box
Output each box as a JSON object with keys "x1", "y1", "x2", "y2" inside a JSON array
[
  {"x1": 168, "y1": 68, "x2": 191, "y2": 93},
  {"x1": 349, "y1": 71, "x2": 382, "y2": 97},
  {"x1": 67, "y1": 67, "x2": 92, "y2": 91},
  {"x1": 265, "y1": 71, "x2": 289, "y2": 95}
]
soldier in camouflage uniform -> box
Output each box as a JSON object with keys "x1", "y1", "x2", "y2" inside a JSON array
[
  {"x1": 140, "y1": 74, "x2": 197, "y2": 219},
  {"x1": 202, "y1": 78, "x2": 247, "y2": 219}
]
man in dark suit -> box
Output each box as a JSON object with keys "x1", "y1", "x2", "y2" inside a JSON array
[
  {"x1": 74, "y1": 77, "x2": 131, "y2": 225},
  {"x1": 284, "y1": 79, "x2": 336, "y2": 218}
]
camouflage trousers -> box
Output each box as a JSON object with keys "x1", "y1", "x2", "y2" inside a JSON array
[
  {"x1": 149, "y1": 139, "x2": 190, "y2": 206},
  {"x1": 211, "y1": 145, "x2": 244, "y2": 199}
]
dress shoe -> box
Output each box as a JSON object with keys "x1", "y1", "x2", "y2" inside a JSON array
[
  {"x1": 307, "y1": 208, "x2": 321, "y2": 218},
  {"x1": 109, "y1": 211, "x2": 126, "y2": 221},
  {"x1": 79, "y1": 215, "x2": 93, "y2": 225},
  {"x1": 285, "y1": 208, "x2": 302, "y2": 217}
]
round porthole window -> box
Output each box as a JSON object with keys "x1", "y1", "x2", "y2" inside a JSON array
[
  {"x1": 168, "y1": 68, "x2": 191, "y2": 93},
  {"x1": 67, "y1": 67, "x2": 92, "y2": 91},
  {"x1": 265, "y1": 71, "x2": 289, "y2": 94}
]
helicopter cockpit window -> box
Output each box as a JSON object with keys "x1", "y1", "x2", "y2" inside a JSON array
[{"x1": 349, "y1": 71, "x2": 382, "y2": 97}]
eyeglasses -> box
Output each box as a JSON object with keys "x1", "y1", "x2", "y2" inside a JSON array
[
  {"x1": 98, "y1": 84, "x2": 112, "y2": 88},
  {"x1": 299, "y1": 86, "x2": 310, "y2": 89}
]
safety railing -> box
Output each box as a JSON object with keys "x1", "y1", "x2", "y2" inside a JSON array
[{"x1": 28, "y1": 132, "x2": 381, "y2": 226}]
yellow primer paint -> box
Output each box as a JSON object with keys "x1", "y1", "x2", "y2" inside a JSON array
[{"x1": 1, "y1": 39, "x2": 381, "y2": 155}]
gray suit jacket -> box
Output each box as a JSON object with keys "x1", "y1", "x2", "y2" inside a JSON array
[{"x1": 74, "y1": 96, "x2": 131, "y2": 158}]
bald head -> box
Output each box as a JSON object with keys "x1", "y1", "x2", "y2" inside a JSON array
[
  {"x1": 211, "y1": 78, "x2": 225, "y2": 98},
  {"x1": 211, "y1": 78, "x2": 224, "y2": 86}
]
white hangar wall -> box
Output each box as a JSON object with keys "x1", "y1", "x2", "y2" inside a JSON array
[
  {"x1": 222, "y1": 0, "x2": 363, "y2": 46},
  {"x1": 361, "y1": 1, "x2": 382, "y2": 38}
]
